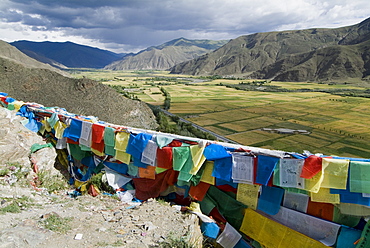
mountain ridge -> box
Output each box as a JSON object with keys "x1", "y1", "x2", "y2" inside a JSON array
[
  {"x1": 104, "y1": 37, "x2": 228, "y2": 70},
  {"x1": 10, "y1": 40, "x2": 124, "y2": 69},
  {"x1": 170, "y1": 17, "x2": 370, "y2": 82}
]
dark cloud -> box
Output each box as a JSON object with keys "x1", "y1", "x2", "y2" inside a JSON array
[{"x1": 1, "y1": 0, "x2": 369, "y2": 52}]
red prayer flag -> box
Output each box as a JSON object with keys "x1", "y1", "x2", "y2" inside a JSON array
[
  {"x1": 156, "y1": 147, "x2": 173, "y2": 169},
  {"x1": 300, "y1": 155, "x2": 323, "y2": 179},
  {"x1": 189, "y1": 182, "x2": 211, "y2": 201}
]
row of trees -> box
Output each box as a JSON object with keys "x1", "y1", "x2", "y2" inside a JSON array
[{"x1": 160, "y1": 87, "x2": 171, "y2": 110}]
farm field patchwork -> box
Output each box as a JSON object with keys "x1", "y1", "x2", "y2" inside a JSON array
[
  {"x1": 226, "y1": 130, "x2": 283, "y2": 146},
  {"x1": 74, "y1": 70, "x2": 370, "y2": 158}
]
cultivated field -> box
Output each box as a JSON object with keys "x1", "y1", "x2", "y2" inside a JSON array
[{"x1": 72, "y1": 70, "x2": 370, "y2": 158}]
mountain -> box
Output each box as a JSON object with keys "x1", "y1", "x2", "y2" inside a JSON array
[
  {"x1": 0, "y1": 40, "x2": 157, "y2": 129},
  {"x1": 170, "y1": 17, "x2": 370, "y2": 82},
  {"x1": 104, "y1": 37, "x2": 228, "y2": 70},
  {"x1": 10, "y1": 40, "x2": 124, "y2": 69},
  {"x1": 251, "y1": 39, "x2": 370, "y2": 82},
  {"x1": 0, "y1": 40, "x2": 70, "y2": 77}
]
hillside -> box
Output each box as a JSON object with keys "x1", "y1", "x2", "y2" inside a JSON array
[
  {"x1": 251, "y1": 39, "x2": 370, "y2": 82},
  {"x1": 0, "y1": 107, "x2": 200, "y2": 248},
  {"x1": 0, "y1": 40, "x2": 157, "y2": 129},
  {"x1": 0, "y1": 40, "x2": 70, "y2": 77},
  {"x1": 170, "y1": 17, "x2": 370, "y2": 82},
  {"x1": 10, "y1": 40, "x2": 123, "y2": 69},
  {"x1": 105, "y1": 37, "x2": 228, "y2": 70}
]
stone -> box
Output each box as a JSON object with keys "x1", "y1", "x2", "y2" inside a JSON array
[
  {"x1": 143, "y1": 221, "x2": 157, "y2": 231},
  {"x1": 30, "y1": 147, "x2": 57, "y2": 175},
  {"x1": 130, "y1": 215, "x2": 139, "y2": 222},
  {"x1": 74, "y1": 234, "x2": 83, "y2": 240}
]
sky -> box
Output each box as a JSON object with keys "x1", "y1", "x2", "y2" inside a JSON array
[{"x1": 0, "y1": 0, "x2": 369, "y2": 54}]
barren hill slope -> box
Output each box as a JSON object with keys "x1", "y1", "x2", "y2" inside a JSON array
[
  {"x1": 0, "y1": 40, "x2": 70, "y2": 77},
  {"x1": 251, "y1": 39, "x2": 370, "y2": 82},
  {"x1": 0, "y1": 40, "x2": 157, "y2": 129},
  {"x1": 170, "y1": 17, "x2": 370, "y2": 82}
]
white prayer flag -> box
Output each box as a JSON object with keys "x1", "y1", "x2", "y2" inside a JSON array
[
  {"x1": 216, "y1": 222, "x2": 242, "y2": 248},
  {"x1": 232, "y1": 154, "x2": 254, "y2": 184},
  {"x1": 279, "y1": 158, "x2": 305, "y2": 188},
  {"x1": 141, "y1": 140, "x2": 158, "y2": 166}
]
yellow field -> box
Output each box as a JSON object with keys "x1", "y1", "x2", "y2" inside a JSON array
[
  {"x1": 219, "y1": 116, "x2": 281, "y2": 132},
  {"x1": 190, "y1": 109, "x2": 259, "y2": 123},
  {"x1": 226, "y1": 130, "x2": 283, "y2": 145},
  {"x1": 203, "y1": 126, "x2": 234, "y2": 136}
]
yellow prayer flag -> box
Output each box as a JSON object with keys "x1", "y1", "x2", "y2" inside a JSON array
[
  {"x1": 200, "y1": 161, "x2": 215, "y2": 185},
  {"x1": 74, "y1": 180, "x2": 88, "y2": 193},
  {"x1": 74, "y1": 180, "x2": 84, "y2": 188},
  {"x1": 42, "y1": 119, "x2": 52, "y2": 132},
  {"x1": 91, "y1": 147, "x2": 105, "y2": 157},
  {"x1": 237, "y1": 183, "x2": 260, "y2": 210},
  {"x1": 240, "y1": 208, "x2": 327, "y2": 248},
  {"x1": 114, "y1": 150, "x2": 131, "y2": 165},
  {"x1": 189, "y1": 145, "x2": 206, "y2": 175},
  {"x1": 303, "y1": 160, "x2": 330, "y2": 193},
  {"x1": 54, "y1": 121, "x2": 66, "y2": 139},
  {"x1": 38, "y1": 122, "x2": 46, "y2": 135},
  {"x1": 304, "y1": 170, "x2": 325, "y2": 193},
  {"x1": 13, "y1": 101, "x2": 24, "y2": 111},
  {"x1": 321, "y1": 158, "x2": 349, "y2": 189},
  {"x1": 114, "y1": 132, "x2": 130, "y2": 151},
  {"x1": 310, "y1": 188, "x2": 340, "y2": 204},
  {"x1": 310, "y1": 187, "x2": 340, "y2": 204}
]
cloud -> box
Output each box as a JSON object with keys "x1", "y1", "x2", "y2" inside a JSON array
[{"x1": 0, "y1": 0, "x2": 369, "y2": 53}]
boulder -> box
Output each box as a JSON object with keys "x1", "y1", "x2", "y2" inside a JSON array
[{"x1": 0, "y1": 107, "x2": 58, "y2": 183}]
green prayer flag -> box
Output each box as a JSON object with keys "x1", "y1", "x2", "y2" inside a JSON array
[
  {"x1": 68, "y1": 143, "x2": 90, "y2": 160},
  {"x1": 173, "y1": 146, "x2": 190, "y2": 171},
  {"x1": 333, "y1": 206, "x2": 361, "y2": 228},
  {"x1": 127, "y1": 162, "x2": 138, "y2": 177},
  {"x1": 30, "y1": 143, "x2": 54, "y2": 153},
  {"x1": 155, "y1": 135, "x2": 173, "y2": 148},
  {"x1": 350, "y1": 161, "x2": 370, "y2": 194},
  {"x1": 47, "y1": 112, "x2": 59, "y2": 127},
  {"x1": 104, "y1": 127, "x2": 115, "y2": 147},
  {"x1": 205, "y1": 186, "x2": 247, "y2": 229},
  {"x1": 355, "y1": 221, "x2": 370, "y2": 248}
]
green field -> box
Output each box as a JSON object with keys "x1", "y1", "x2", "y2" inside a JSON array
[{"x1": 73, "y1": 70, "x2": 370, "y2": 158}]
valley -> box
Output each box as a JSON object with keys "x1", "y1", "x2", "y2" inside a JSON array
[{"x1": 72, "y1": 69, "x2": 370, "y2": 159}]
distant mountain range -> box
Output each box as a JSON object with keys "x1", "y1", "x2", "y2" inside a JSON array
[
  {"x1": 8, "y1": 17, "x2": 370, "y2": 82},
  {"x1": 104, "y1": 38, "x2": 228, "y2": 70},
  {"x1": 171, "y1": 17, "x2": 370, "y2": 82},
  {"x1": 10, "y1": 41, "x2": 124, "y2": 69},
  {"x1": 10, "y1": 38, "x2": 227, "y2": 70}
]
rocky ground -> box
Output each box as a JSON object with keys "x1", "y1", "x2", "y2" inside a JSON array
[{"x1": 0, "y1": 184, "x2": 202, "y2": 248}]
